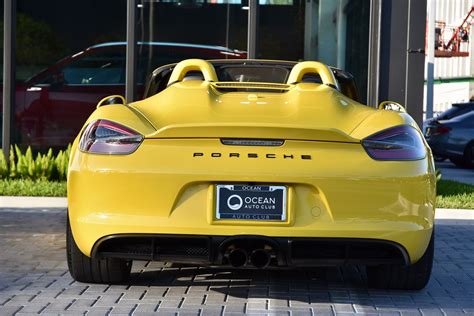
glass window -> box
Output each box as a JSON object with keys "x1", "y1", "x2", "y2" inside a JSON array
[
  {"x1": 137, "y1": 43, "x2": 245, "y2": 84},
  {"x1": 9, "y1": 0, "x2": 371, "y2": 152},
  {"x1": 136, "y1": 1, "x2": 248, "y2": 84},
  {"x1": 256, "y1": 0, "x2": 370, "y2": 102},
  {"x1": 62, "y1": 54, "x2": 125, "y2": 85},
  {"x1": 258, "y1": 1, "x2": 304, "y2": 61},
  {"x1": 15, "y1": 0, "x2": 127, "y2": 151},
  {"x1": 344, "y1": 0, "x2": 370, "y2": 103},
  {"x1": 42, "y1": 49, "x2": 125, "y2": 85},
  {"x1": 437, "y1": 103, "x2": 474, "y2": 120}
]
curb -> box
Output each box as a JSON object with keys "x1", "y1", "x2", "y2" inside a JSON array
[
  {"x1": 0, "y1": 196, "x2": 67, "y2": 208},
  {"x1": 436, "y1": 208, "x2": 474, "y2": 220}
]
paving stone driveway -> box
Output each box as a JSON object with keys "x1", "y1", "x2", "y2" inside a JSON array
[{"x1": 0, "y1": 208, "x2": 473, "y2": 316}]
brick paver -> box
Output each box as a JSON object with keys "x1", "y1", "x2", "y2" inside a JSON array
[{"x1": 0, "y1": 208, "x2": 473, "y2": 315}]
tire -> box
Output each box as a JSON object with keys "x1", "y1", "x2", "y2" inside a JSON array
[
  {"x1": 462, "y1": 142, "x2": 474, "y2": 168},
  {"x1": 67, "y1": 218, "x2": 132, "y2": 284},
  {"x1": 449, "y1": 157, "x2": 467, "y2": 168},
  {"x1": 366, "y1": 230, "x2": 434, "y2": 290}
]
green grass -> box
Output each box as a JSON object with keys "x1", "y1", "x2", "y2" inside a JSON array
[
  {"x1": 0, "y1": 179, "x2": 66, "y2": 197},
  {"x1": 436, "y1": 179, "x2": 474, "y2": 209},
  {"x1": 0, "y1": 178, "x2": 473, "y2": 210}
]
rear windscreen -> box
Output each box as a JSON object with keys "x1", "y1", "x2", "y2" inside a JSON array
[
  {"x1": 215, "y1": 65, "x2": 290, "y2": 83},
  {"x1": 437, "y1": 105, "x2": 471, "y2": 120}
]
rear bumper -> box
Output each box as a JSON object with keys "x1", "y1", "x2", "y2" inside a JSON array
[
  {"x1": 92, "y1": 234, "x2": 410, "y2": 267},
  {"x1": 68, "y1": 138, "x2": 436, "y2": 264}
]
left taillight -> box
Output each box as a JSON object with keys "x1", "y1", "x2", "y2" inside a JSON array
[
  {"x1": 79, "y1": 119, "x2": 143, "y2": 154},
  {"x1": 362, "y1": 125, "x2": 426, "y2": 161},
  {"x1": 430, "y1": 125, "x2": 451, "y2": 136}
]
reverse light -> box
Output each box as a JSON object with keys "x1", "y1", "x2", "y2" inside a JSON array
[
  {"x1": 362, "y1": 125, "x2": 426, "y2": 161},
  {"x1": 79, "y1": 119, "x2": 143, "y2": 154}
]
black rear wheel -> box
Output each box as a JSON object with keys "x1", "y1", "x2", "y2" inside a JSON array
[
  {"x1": 366, "y1": 230, "x2": 434, "y2": 290},
  {"x1": 450, "y1": 157, "x2": 467, "y2": 168},
  {"x1": 462, "y1": 142, "x2": 474, "y2": 168},
  {"x1": 67, "y1": 218, "x2": 132, "y2": 284}
]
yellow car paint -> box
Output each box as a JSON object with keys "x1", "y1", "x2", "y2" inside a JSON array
[{"x1": 68, "y1": 59, "x2": 436, "y2": 266}]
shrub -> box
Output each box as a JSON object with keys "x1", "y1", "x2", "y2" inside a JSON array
[{"x1": 0, "y1": 145, "x2": 71, "y2": 181}]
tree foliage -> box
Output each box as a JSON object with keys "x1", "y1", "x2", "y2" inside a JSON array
[{"x1": 0, "y1": 13, "x2": 66, "y2": 66}]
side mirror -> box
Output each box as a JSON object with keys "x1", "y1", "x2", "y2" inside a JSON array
[
  {"x1": 378, "y1": 101, "x2": 406, "y2": 112},
  {"x1": 97, "y1": 95, "x2": 126, "y2": 108}
]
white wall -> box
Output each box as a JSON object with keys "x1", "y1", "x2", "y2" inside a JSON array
[
  {"x1": 424, "y1": 81, "x2": 471, "y2": 112},
  {"x1": 424, "y1": 0, "x2": 474, "y2": 116}
]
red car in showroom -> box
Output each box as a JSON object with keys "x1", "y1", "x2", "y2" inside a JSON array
[{"x1": 1, "y1": 42, "x2": 246, "y2": 150}]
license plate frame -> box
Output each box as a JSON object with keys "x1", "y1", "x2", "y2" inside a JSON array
[{"x1": 215, "y1": 184, "x2": 287, "y2": 221}]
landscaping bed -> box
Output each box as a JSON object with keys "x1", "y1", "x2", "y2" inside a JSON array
[
  {"x1": 1, "y1": 178, "x2": 473, "y2": 210},
  {"x1": 436, "y1": 179, "x2": 474, "y2": 209},
  {"x1": 0, "y1": 179, "x2": 66, "y2": 197}
]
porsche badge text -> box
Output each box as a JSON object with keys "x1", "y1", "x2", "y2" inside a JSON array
[{"x1": 193, "y1": 152, "x2": 312, "y2": 160}]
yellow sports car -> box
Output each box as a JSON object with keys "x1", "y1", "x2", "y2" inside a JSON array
[{"x1": 67, "y1": 59, "x2": 436, "y2": 290}]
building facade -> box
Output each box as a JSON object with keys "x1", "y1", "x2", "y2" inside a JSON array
[{"x1": 2, "y1": 0, "x2": 427, "y2": 150}]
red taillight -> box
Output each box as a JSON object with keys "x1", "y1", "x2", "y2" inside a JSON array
[
  {"x1": 79, "y1": 119, "x2": 143, "y2": 154},
  {"x1": 362, "y1": 125, "x2": 426, "y2": 161},
  {"x1": 432, "y1": 125, "x2": 451, "y2": 136}
]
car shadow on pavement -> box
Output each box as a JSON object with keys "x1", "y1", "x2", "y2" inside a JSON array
[
  {"x1": 119, "y1": 252, "x2": 474, "y2": 312},
  {"x1": 118, "y1": 221, "x2": 474, "y2": 310},
  {"x1": 129, "y1": 264, "x2": 368, "y2": 293}
]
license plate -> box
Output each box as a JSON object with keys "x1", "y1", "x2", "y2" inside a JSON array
[{"x1": 216, "y1": 184, "x2": 287, "y2": 221}]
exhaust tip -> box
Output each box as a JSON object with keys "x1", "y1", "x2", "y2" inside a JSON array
[
  {"x1": 250, "y1": 249, "x2": 271, "y2": 269},
  {"x1": 228, "y1": 248, "x2": 248, "y2": 267}
]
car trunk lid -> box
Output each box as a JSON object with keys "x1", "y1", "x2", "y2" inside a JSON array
[{"x1": 133, "y1": 81, "x2": 376, "y2": 143}]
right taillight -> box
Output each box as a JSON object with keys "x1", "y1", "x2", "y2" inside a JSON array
[{"x1": 362, "y1": 125, "x2": 427, "y2": 161}]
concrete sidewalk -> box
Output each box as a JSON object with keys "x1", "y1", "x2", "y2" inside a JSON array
[{"x1": 0, "y1": 196, "x2": 473, "y2": 219}]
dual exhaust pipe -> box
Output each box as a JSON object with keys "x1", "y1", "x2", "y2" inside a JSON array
[{"x1": 227, "y1": 248, "x2": 271, "y2": 268}]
